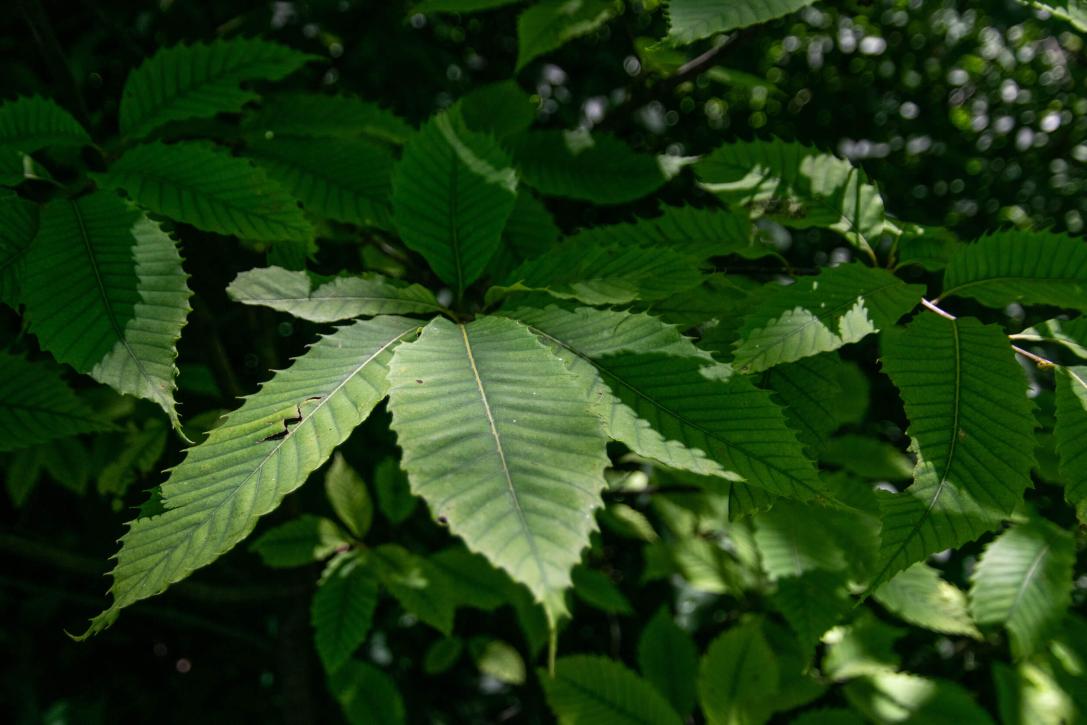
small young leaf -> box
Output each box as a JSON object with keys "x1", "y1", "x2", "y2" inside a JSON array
[
  {"x1": 516, "y1": 0, "x2": 615, "y2": 70},
  {"x1": 374, "y1": 457, "x2": 417, "y2": 524},
  {"x1": 228, "y1": 267, "x2": 441, "y2": 322},
  {"x1": 469, "y1": 637, "x2": 526, "y2": 685},
  {"x1": 312, "y1": 551, "x2": 379, "y2": 671},
  {"x1": 250, "y1": 515, "x2": 351, "y2": 568},
  {"x1": 423, "y1": 637, "x2": 464, "y2": 674},
  {"x1": 324, "y1": 453, "x2": 373, "y2": 540},
  {"x1": 370, "y1": 544, "x2": 458, "y2": 634},
  {"x1": 638, "y1": 608, "x2": 698, "y2": 716},
  {"x1": 329, "y1": 660, "x2": 406, "y2": 725},
  {"x1": 571, "y1": 566, "x2": 632, "y2": 614}
]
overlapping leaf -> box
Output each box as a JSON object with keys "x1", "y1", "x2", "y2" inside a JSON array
[
  {"x1": 732, "y1": 263, "x2": 923, "y2": 373},
  {"x1": 391, "y1": 113, "x2": 518, "y2": 295},
  {"x1": 695, "y1": 139, "x2": 886, "y2": 257},
  {"x1": 970, "y1": 519, "x2": 1076, "y2": 658},
  {"x1": 563, "y1": 205, "x2": 758, "y2": 260},
  {"x1": 666, "y1": 0, "x2": 817, "y2": 44},
  {"x1": 228, "y1": 266, "x2": 441, "y2": 322},
  {"x1": 543, "y1": 655, "x2": 683, "y2": 725},
  {"x1": 638, "y1": 609, "x2": 699, "y2": 716},
  {"x1": 21, "y1": 192, "x2": 191, "y2": 427},
  {"x1": 79, "y1": 316, "x2": 420, "y2": 636},
  {"x1": 874, "y1": 562, "x2": 980, "y2": 638},
  {"x1": 872, "y1": 313, "x2": 1036, "y2": 590},
  {"x1": 0, "y1": 95, "x2": 89, "y2": 152},
  {"x1": 312, "y1": 551, "x2": 380, "y2": 671},
  {"x1": 244, "y1": 137, "x2": 395, "y2": 228},
  {"x1": 386, "y1": 315, "x2": 608, "y2": 622},
  {"x1": 1054, "y1": 365, "x2": 1087, "y2": 523},
  {"x1": 507, "y1": 129, "x2": 670, "y2": 204},
  {"x1": 0, "y1": 189, "x2": 38, "y2": 306},
  {"x1": 516, "y1": 0, "x2": 615, "y2": 70},
  {"x1": 120, "y1": 38, "x2": 316, "y2": 140},
  {"x1": 941, "y1": 230, "x2": 1087, "y2": 310},
  {"x1": 243, "y1": 92, "x2": 413, "y2": 145},
  {"x1": 698, "y1": 619, "x2": 779, "y2": 725},
  {"x1": 97, "y1": 141, "x2": 314, "y2": 242},
  {"x1": 0, "y1": 354, "x2": 112, "y2": 452},
  {"x1": 844, "y1": 672, "x2": 996, "y2": 724}
]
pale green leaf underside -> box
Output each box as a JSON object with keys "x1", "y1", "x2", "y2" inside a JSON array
[
  {"x1": 507, "y1": 129, "x2": 668, "y2": 205},
  {"x1": 637, "y1": 609, "x2": 699, "y2": 717},
  {"x1": 517, "y1": 0, "x2": 616, "y2": 70},
  {"x1": 873, "y1": 313, "x2": 1036, "y2": 589},
  {"x1": 543, "y1": 655, "x2": 684, "y2": 725},
  {"x1": 941, "y1": 230, "x2": 1087, "y2": 310},
  {"x1": 80, "y1": 316, "x2": 419, "y2": 636},
  {"x1": 227, "y1": 266, "x2": 441, "y2": 322},
  {"x1": 312, "y1": 551, "x2": 379, "y2": 671},
  {"x1": 386, "y1": 315, "x2": 608, "y2": 621},
  {"x1": 391, "y1": 113, "x2": 518, "y2": 294},
  {"x1": 874, "y1": 562, "x2": 980, "y2": 638},
  {"x1": 120, "y1": 38, "x2": 316, "y2": 140},
  {"x1": 492, "y1": 242, "x2": 702, "y2": 306},
  {"x1": 97, "y1": 141, "x2": 314, "y2": 242},
  {"x1": 21, "y1": 192, "x2": 191, "y2": 427},
  {"x1": 244, "y1": 136, "x2": 395, "y2": 228},
  {"x1": 1054, "y1": 366, "x2": 1087, "y2": 523},
  {"x1": 0, "y1": 354, "x2": 112, "y2": 452},
  {"x1": 243, "y1": 92, "x2": 414, "y2": 145},
  {"x1": 732, "y1": 263, "x2": 923, "y2": 373},
  {"x1": 695, "y1": 138, "x2": 885, "y2": 257},
  {"x1": 0, "y1": 95, "x2": 90, "y2": 152},
  {"x1": 666, "y1": 0, "x2": 817, "y2": 44},
  {"x1": 970, "y1": 519, "x2": 1076, "y2": 658}
]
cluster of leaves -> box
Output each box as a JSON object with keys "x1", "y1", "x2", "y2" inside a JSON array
[{"x1": 2, "y1": 1, "x2": 1085, "y2": 722}]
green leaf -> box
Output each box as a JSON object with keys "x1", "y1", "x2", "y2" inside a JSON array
[
  {"x1": 638, "y1": 608, "x2": 699, "y2": 716},
  {"x1": 874, "y1": 562, "x2": 981, "y2": 638},
  {"x1": 844, "y1": 671, "x2": 996, "y2": 725},
  {"x1": 250, "y1": 514, "x2": 351, "y2": 568},
  {"x1": 772, "y1": 570, "x2": 852, "y2": 654},
  {"x1": 0, "y1": 189, "x2": 38, "y2": 307},
  {"x1": 387, "y1": 315, "x2": 608, "y2": 622},
  {"x1": 732, "y1": 263, "x2": 923, "y2": 373},
  {"x1": 120, "y1": 38, "x2": 317, "y2": 140},
  {"x1": 22, "y1": 192, "x2": 191, "y2": 427},
  {"x1": 698, "y1": 619, "x2": 779, "y2": 725},
  {"x1": 993, "y1": 660, "x2": 1077, "y2": 725},
  {"x1": 454, "y1": 81, "x2": 536, "y2": 140},
  {"x1": 872, "y1": 313, "x2": 1036, "y2": 589},
  {"x1": 666, "y1": 0, "x2": 817, "y2": 44},
  {"x1": 428, "y1": 546, "x2": 513, "y2": 612},
  {"x1": 243, "y1": 92, "x2": 413, "y2": 145},
  {"x1": 507, "y1": 129, "x2": 669, "y2": 204},
  {"x1": 563, "y1": 205, "x2": 758, "y2": 261},
  {"x1": 516, "y1": 0, "x2": 615, "y2": 70},
  {"x1": 227, "y1": 266, "x2": 441, "y2": 322},
  {"x1": 542, "y1": 655, "x2": 684, "y2": 725},
  {"x1": 1015, "y1": 317, "x2": 1087, "y2": 360},
  {"x1": 791, "y1": 710, "x2": 865, "y2": 725},
  {"x1": 0, "y1": 96, "x2": 89, "y2": 152},
  {"x1": 469, "y1": 637, "x2": 526, "y2": 684},
  {"x1": 324, "y1": 453, "x2": 373, "y2": 539},
  {"x1": 487, "y1": 189, "x2": 561, "y2": 280},
  {"x1": 370, "y1": 544, "x2": 458, "y2": 634},
  {"x1": 491, "y1": 242, "x2": 702, "y2": 306},
  {"x1": 0, "y1": 354, "x2": 112, "y2": 452},
  {"x1": 244, "y1": 137, "x2": 395, "y2": 228},
  {"x1": 391, "y1": 113, "x2": 518, "y2": 295},
  {"x1": 1054, "y1": 366, "x2": 1087, "y2": 523},
  {"x1": 373, "y1": 457, "x2": 417, "y2": 524},
  {"x1": 508, "y1": 306, "x2": 822, "y2": 498},
  {"x1": 97, "y1": 141, "x2": 314, "y2": 242},
  {"x1": 695, "y1": 139, "x2": 886, "y2": 258},
  {"x1": 571, "y1": 566, "x2": 632, "y2": 614},
  {"x1": 821, "y1": 434, "x2": 914, "y2": 481},
  {"x1": 761, "y1": 352, "x2": 857, "y2": 453},
  {"x1": 329, "y1": 660, "x2": 405, "y2": 725},
  {"x1": 79, "y1": 316, "x2": 420, "y2": 637},
  {"x1": 311, "y1": 551, "x2": 379, "y2": 671},
  {"x1": 423, "y1": 637, "x2": 464, "y2": 674},
  {"x1": 940, "y1": 231, "x2": 1087, "y2": 310},
  {"x1": 1017, "y1": 1, "x2": 1087, "y2": 32},
  {"x1": 753, "y1": 499, "x2": 847, "y2": 579},
  {"x1": 970, "y1": 519, "x2": 1076, "y2": 659},
  {"x1": 96, "y1": 420, "x2": 168, "y2": 496},
  {"x1": 822, "y1": 610, "x2": 905, "y2": 680}
]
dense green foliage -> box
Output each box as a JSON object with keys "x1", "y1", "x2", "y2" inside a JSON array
[{"x1": 2, "y1": 1, "x2": 1086, "y2": 723}]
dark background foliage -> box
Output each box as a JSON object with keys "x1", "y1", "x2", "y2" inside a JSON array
[{"x1": 1, "y1": 1, "x2": 1083, "y2": 722}]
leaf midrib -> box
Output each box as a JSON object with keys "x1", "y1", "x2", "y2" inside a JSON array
[{"x1": 1005, "y1": 539, "x2": 1051, "y2": 624}]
